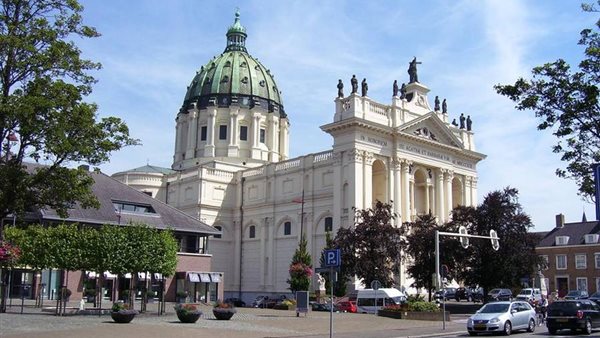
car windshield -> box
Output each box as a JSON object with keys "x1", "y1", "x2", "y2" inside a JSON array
[
  {"x1": 479, "y1": 303, "x2": 509, "y2": 313},
  {"x1": 489, "y1": 289, "x2": 500, "y2": 294},
  {"x1": 518, "y1": 290, "x2": 532, "y2": 295},
  {"x1": 591, "y1": 292, "x2": 600, "y2": 298},
  {"x1": 391, "y1": 296, "x2": 403, "y2": 304}
]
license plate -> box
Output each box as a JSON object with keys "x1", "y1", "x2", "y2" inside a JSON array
[
  {"x1": 556, "y1": 318, "x2": 568, "y2": 322},
  {"x1": 474, "y1": 324, "x2": 486, "y2": 329}
]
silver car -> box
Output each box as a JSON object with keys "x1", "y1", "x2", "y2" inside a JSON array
[{"x1": 467, "y1": 301, "x2": 537, "y2": 336}]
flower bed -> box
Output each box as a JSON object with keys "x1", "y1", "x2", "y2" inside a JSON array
[
  {"x1": 377, "y1": 302, "x2": 450, "y2": 321},
  {"x1": 111, "y1": 303, "x2": 138, "y2": 323}
]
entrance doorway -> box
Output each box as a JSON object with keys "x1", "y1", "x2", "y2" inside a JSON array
[{"x1": 556, "y1": 277, "x2": 568, "y2": 298}]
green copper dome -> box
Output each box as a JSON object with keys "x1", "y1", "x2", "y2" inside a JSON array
[{"x1": 181, "y1": 11, "x2": 285, "y2": 117}]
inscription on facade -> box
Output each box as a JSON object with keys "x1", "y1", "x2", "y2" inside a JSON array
[
  {"x1": 452, "y1": 159, "x2": 474, "y2": 169},
  {"x1": 360, "y1": 134, "x2": 388, "y2": 147},
  {"x1": 398, "y1": 143, "x2": 450, "y2": 162}
]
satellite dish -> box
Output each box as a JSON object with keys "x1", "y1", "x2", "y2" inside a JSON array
[
  {"x1": 459, "y1": 226, "x2": 469, "y2": 248},
  {"x1": 490, "y1": 230, "x2": 499, "y2": 251}
]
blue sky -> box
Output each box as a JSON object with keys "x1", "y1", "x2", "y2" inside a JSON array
[{"x1": 77, "y1": 0, "x2": 597, "y2": 231}]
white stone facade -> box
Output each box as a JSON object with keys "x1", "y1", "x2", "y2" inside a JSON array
[{"x1": 115, "y1": 80, "x2": 485, "y2": 304}]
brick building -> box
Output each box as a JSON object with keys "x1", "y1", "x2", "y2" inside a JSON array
[{"x1": 536, "y1": 214, "x2": 600, "y2": 297}]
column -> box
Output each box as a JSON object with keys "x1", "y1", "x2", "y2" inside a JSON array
[
  {"x1": 347, "y1": 149, "x2": 364, "y2": 211},
  {"x1": 463, "y1": 176, "x2": 471, "y2": 207},
  {"x1": 471, "y1": 177, "x2": 478, "y2": 206},
  {"x1": 332, "y1": 152, "x2": 343, "y2": 227},
  {"x1": 174, "y1": 116, "x2": 183, "y2": 162},
  {"x1": 392, "y1": 158, "x2": 401, "y2": 224},
  {"x1": 436, "y1": 169, "x2": 445, "y2": 222},
  {"x1": 233, "y1": 219, "x2": 241, "y2": 290},
  {"x1": 445, "y1": 170, "x2": 454, "y2": 221},
  {"x1": 363, "y1": 152, "x2": 374, "y2": 208},
  {"x1": 251, "y1": 112, "x2": 262, "y2": 159},
  {"x1": 228, "y1": 109, "x2": 239, "y2": 156},
  {"x1": 401, "y1": 161, "x2": 411, "y2": 223},
  {"x1": 204, "y1": 109, "x2": 216, "y2": 157},
  {"x1": 424, "y1": 177, "x2": 430, "y2": 214},
  {"x1": 268, "y1": 115, "x2": 279, "y2": 162},
  {"x1": 185, "y1": 110, "x2": 198, "y2": 160},
  {"x1": 279, "y1": 118, "x2": 289, "y2": 161}
]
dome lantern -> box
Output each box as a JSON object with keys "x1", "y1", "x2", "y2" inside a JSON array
[{"x1": 225, "y1": 9, "x2": 247, "y2": 52}]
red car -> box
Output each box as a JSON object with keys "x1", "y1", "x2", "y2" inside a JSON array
[{"x1": 337, "y1": 301, "x2": 357, "y2": 313}]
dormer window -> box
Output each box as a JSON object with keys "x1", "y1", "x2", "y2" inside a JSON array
[
  {"x1": 555, "y1": 236, "x2": 569, "y2": 246},
  {"x1": 113, "y1": 201, "x2": 156, "y2": 214},
  {"x1": 585, "y1": 234, "x2": 599, "y2": 244}
]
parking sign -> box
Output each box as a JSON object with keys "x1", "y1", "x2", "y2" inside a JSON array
[{"x1": 323, "y1": 249, "x2": 340, "y2": 267}]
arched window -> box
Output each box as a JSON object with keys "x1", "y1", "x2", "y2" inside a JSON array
[
  {"x1": 284, "y1": 221, "x2": 291, "y2": 236},
  {"x1": 324, "y1": 217, "x2": 333, "y2": 232},
  {"x1": 249, "y1": 225, "x2": 256, "y2": 239},
  {"x1": 214, "y1": 226, "x2": 222, "y2": 239}
]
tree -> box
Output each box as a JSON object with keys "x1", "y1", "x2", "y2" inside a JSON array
[
  {"x1": 0, "y1": 0, "x2": 138, "y2": 224},
  {"x1": 334, "y1": 201, "x2": 407, "y2": 289},
  {"x1": 495, "y1": 4, "x2": 600, "y2": 201},
  {"x1": 462, "y1": 188, "x2": 541, "y2": 299},
  {"x1": 404, "y1": 212, "x2": 469, "y2": 301},
  {"x1": 287, "y1": 234, "x2": 312, "y2": 293}
]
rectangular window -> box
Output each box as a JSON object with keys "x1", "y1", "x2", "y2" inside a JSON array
[
  {"x1": 595, "y1": 253, "x2": 600, "y2": 269},
  {"x1": 284, "y1": 221, "x2": 291, "y2": 236},
  {"x1": 200, "y1": 126, "x2": 207, "y2": 141},
  {"x1": 555, "y1": 236, "x2": 569, "y2": 245},
  {"x1": 214, "y1": 226, "x2": 222, "y2": 239},
  {"x1": 219, "y1": 125, "x2": 227, "y2": 140},
  {"x1": 596, "y1": 278, "x2": 600, "y2": 293},
  {"x1": 540, "y1": 255, "x2": 549, "y2": 270},
  {"x1": 249, "y1": 225, "x2": 256, "y2": 239},
  {"x1": 576, "y1": 277, "x2": 588, "y2": 292},
  {"x1": 325, "y1": 217, "x2": 333, "y2": 232},
  {"x1": 260, "y1": 128, "x2": 266, "y2": 143},
  {"x1": 240, "y1": 126, "x2": 248, "y2": 141},
  {"x1": 556, "y1": 255, "x2": 567, "y2": 270},
  {"x1": 575, "y1": 254, "x2": 587, "y2": 269}
]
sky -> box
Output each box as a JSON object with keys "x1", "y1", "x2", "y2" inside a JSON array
[{"x1": 75, "y1": 0, "x2": 597, "y2": 232}]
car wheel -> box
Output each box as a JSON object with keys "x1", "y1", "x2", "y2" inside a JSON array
[
  {"x1": 548, "y1": 327, "x2": 557, "y2": 335},
  {"x1": 468, "y1": 331, "x2": 477, "y2": 336},
  {"x1": 527, "y1": 318, "x2": 535, "y2": 333},
  {"x1": 503, "y1": 321, "x2": 512, "y2": 336},
  {"x1": 584, "y1": 319, "x2": 592, "y2": 335}
]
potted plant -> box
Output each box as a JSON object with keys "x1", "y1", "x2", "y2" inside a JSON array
[
  {"x1": 176, "y1": 291, "x2": 188, "y2": 303},
  {"x1": 84, "y1": 288, "x2": 96, "y2": 303},
  {"x1": 57, "y1": 288, "x2": 72, "y2": 302},
  {"x1": 110, "y1": 302, "x2": 138, "y2": 323},
  {"x1": 174, "y1": 303, "x2": 202, "y2": 323},
  {"x1": 146, "y1": 290, "x2": 156, "y2": 303},
  {"x1": 212, "y1": 300, "x2": 236, "y2": 320}
]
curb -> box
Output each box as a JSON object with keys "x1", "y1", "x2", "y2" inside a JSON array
[{"x1": 394, "y1": 331, "x2": 464, "y2": 338}]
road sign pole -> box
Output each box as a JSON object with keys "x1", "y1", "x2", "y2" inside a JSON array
[{"x1": 329, "y1": 267, "x2": 333, "y2": 338}]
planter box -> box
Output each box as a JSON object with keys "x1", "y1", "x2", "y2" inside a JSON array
[
  {"x1": 176, "y1": 311, "x2": 202, "y2": 323},
  {"x1": 111, "y1": 311, "x2": 137, "y2": 323},
  {"x1": 212, "y1": 308, "x2": 236, "y2": 320},
  {"x1": 377, "y1": 309, "x2": 450, "y2": 321}
]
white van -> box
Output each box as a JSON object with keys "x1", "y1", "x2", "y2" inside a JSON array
[
  {"x1": 356, "y1": 288, "x2": 406, "y2": 314},
  {"x1": 516, "y1": 288, "x2": 542, "y2": 303}
]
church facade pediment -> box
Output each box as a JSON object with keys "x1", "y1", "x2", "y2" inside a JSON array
[{"x1": 397, "y1": 112, "x2": 463, "y2": 149}]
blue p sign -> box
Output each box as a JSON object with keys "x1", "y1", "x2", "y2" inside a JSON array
[{"x1": 324, "y1": 249, "x2": 340, "y2": 267}]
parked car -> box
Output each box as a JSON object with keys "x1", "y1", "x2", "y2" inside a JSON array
[
  {"x1": 224, "y1": 297, "x2": 246, "y2": 307},
  {"x1": 311, "y1": 302, "x2": 339, "y2": 312},
  {"x1": 546, "y1": 299, "x2": 600, "y2": 335},
  {"x1": 455, "y1": 287, "x2": 483, "y2": 303},
  {"x1": 487, "y1": 288, "x2": 512, "y2": 302},
  {"x1": 252, "y1": 295, "x2": 269, "y2": 308},
  {"x1": 434, "y1": 287, "x2": 457, "y2": 302},
  {"x1": 589, "y1": 292, "x2": 600, "y2": 305},
  {"x1": 265, "y1": 295, "x2": 288, "y2": 308},
  {"x1": 467, "y1": 301, "x2": 536, "y2": 336},
  {"x1": 564, "y1": 290, "x2": 589, "y2": 300},
  {"x1": 515, "y1": 288, "x2": 542, "y2": 304},
  {"x1": 336, "y1": 301, "x2": 357, "y2": 313}
]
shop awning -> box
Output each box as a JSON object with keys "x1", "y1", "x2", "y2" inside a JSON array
[
  {"x1": 210, "y1": 273, "x2": 222, "y2": 283},
  {"x1": 138, "y1": 272, "x2": 148, "y2": 280},
  {"x1": 124, "y1": 273, "x2": 132, "y2": 279},
  {"x1": 199, "y1": 273, "x2": 211, "y2": 283},
  {"x1": 188, "y1": 273, "x2": 200, "y2": 282},
  {"x1": 104, "y1": 272, "x2": 117, "y2": 279},
  {"x1": 86, "y1": 271, "x2": 97, "y2": 278},
  {"x1": 154, "y1": 273, "x2": 163, "y2": 280}
]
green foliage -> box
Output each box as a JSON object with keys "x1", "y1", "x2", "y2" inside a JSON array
[
  {"x1": 287, "y1": 234, "x2": 312, "y2": 292},
  {"x1": 408, "y1": 301, "x2": 440, "y2": 312},
  {"x1": 334, "y1": 201, "x2": 407, "y2": 288},
  {"x1": 0, "y1": 0, "x2": 138, "y2": 222},
  {"x1": 495, "y1": 5, "x2": 600, "y2": 201},
  {"x1": 462, "y1": 188, "x2": 541, "y2": 296},
  {"x1": 406, "y1": 293, "x2": 425, "y2": 303}
]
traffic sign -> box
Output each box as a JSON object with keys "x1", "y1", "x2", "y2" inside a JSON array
[
  {"x1": 370, "y1": 279, "x2": 381, "y2": 290},
  {"x1": 323, "y1": 249, "x2": 341, "y2": 267},
  {"x1": 459, "y1": 226, "x2": 469, "y2": 248}
]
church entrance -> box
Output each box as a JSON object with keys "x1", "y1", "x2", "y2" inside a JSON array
[{"x1": 371, "y1": 160, "x2": 387, "y2": 206}]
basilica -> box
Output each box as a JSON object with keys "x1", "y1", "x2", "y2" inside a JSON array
[{"x1": 113, "y1": 12, "x2": 486, "y2": 302}]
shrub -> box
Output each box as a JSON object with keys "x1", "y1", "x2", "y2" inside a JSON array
[
  {"x1": 57, "y1": 288, "x2": 72, "y2": 300},
  {"x1": 408, "y1": 301, "x2": 440, "y2": 312},
  {"x1": 176, "y1": 291, "x2": 188, "y2": 298},
  {"x1": 84, "y1": 288, "x2": 96, "y2": 297},
  {"x1": 407, "y1": 293, "x2": 425, "y2": 303},
  {"x1": 111, "y1": 302, "x2": 138, "y2": 315},
  {"x1": 174, "y1": 303, "x2": 201, "y2": 315}
]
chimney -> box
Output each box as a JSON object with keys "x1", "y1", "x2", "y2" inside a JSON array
[{"x1": 555, "y1": 214, "x2": 565, "y2": 228}]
